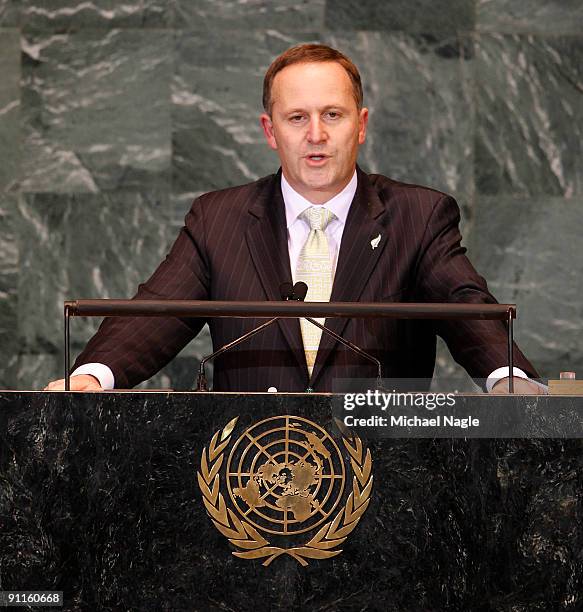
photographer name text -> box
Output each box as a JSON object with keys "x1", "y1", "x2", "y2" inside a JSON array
[{"x1": 344, "y1": 414, "x2": 480, "y2": 429}]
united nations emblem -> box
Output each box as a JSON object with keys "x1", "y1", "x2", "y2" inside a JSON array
[{"x1": 197, "y1": 415, "x2": 373, "y2": 566}]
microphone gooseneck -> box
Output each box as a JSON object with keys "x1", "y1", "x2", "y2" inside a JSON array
[
  {"x1": 296, "y1": 283, "x2": 383, "y2": 386},
  {"x1": 195, "y1": 281, "x2": 382, "y2": 391},
  {"x1": 195, "y1": 282, "x2": 297, "y2": 391}
]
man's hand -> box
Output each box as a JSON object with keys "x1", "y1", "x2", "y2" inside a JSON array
[
  {"x1": 44, "y1": 374, "x2": 103, "y2": 391},
  {"x1": 490, "y1": 377, "x2": 546, "y2": 395}
]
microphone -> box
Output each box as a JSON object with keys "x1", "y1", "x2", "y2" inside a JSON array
[
  {"x1": 280, "y1": 282, "x2": 294, "y2": 300},
  {"x1": 291, "y1": 281, "x2": 308, "y2": 301},
  {"x1": 294, "y1": 281, "x2": 383, "y2": 388},
  {"x1": 195, "y1": 282, "x2": 301, "y2": 391}
]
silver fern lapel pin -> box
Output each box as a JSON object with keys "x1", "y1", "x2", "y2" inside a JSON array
[{"x1": 370, "y1": 234, "x2": 381, "y2": 250}]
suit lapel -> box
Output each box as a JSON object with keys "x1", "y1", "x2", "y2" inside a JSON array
[
  {"x1": 310, "y1": 167, "x2": 390, "y2": 386},
  {"x1": 245, "y1": 171, "x2": 309, "y2": 379}
]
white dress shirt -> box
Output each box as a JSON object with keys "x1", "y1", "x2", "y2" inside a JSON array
[{"x1": 73, "y1": 169, "x2": 537, "y2": 391}]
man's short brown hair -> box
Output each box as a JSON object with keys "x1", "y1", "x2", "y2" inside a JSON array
[{"x1": 262, "y1": 44, "x2": 364, "y2": 115}]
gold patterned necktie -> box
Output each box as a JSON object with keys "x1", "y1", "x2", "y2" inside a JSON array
[{"x1": 295, "y1": 206, "x2": 336, "y2": 377}]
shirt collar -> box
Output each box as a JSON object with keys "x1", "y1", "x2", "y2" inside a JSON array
[{"x1": 281, "y1": 169, "x2": 357, "y2": 229}]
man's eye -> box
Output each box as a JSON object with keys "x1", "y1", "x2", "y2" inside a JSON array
[
  {"x1": 325, "y1": 111, "x2": 340, "y2": 119},
  {"x1": 290, "y1": 115, "x2": 304, "y2": 122}
]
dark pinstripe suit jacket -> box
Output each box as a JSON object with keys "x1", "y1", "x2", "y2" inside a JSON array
[{"x1": 74, "y1": 166, "x2": 537, "y2": 391}]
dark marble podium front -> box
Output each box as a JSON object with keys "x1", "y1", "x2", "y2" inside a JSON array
[{"x1": 1, "y1": 392, "x2": 582, "y2": 611}]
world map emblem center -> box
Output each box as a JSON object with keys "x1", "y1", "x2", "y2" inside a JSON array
[{"x1": 197, "y1": 415, "x2": 373, "y2": 566}]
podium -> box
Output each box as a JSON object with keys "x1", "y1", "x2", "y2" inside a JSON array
[{"x1": 1, "y1": 391, "x2": 582, "y2": 610}]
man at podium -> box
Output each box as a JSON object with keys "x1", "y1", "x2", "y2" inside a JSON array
[{"x1": 45, "y1": 44, "x2": 543, "y2": 394}]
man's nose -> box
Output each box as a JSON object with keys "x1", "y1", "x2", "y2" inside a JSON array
[{"x1": 307, "y1": 117, "x2": 327, "y2": 144}]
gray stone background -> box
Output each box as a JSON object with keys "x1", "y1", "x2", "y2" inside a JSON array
[{"x1": 0, "y1": 0, "x2": 581, "y2": 391}]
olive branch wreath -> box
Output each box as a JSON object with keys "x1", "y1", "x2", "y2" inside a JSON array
[{"x1": 197, "y1": 416, "x2": 373, "y2": 567}]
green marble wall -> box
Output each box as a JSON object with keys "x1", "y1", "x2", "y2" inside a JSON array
[{"x1": 0, "y1": 0, "x2": 581, "y2": 390}]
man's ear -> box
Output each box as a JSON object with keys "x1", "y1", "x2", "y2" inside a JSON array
[
  {"x1": 358, "y1": 107, "x2": 369, "y2": 145},
  {"x1": 260, "y1": 113, "x2": 278, "y2": 151}
]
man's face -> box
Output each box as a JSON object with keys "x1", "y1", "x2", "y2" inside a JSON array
[{"x1": 260, "y1": 61, "x2": 368, "y2": 204}]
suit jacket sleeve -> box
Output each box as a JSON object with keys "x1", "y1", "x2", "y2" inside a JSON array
[
  {"x1": 73, "y1": 200, "x2": 211, "y2": 389},
  {"x1": 414, "y1": 194, "x2": 539, "y2": 381}
]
